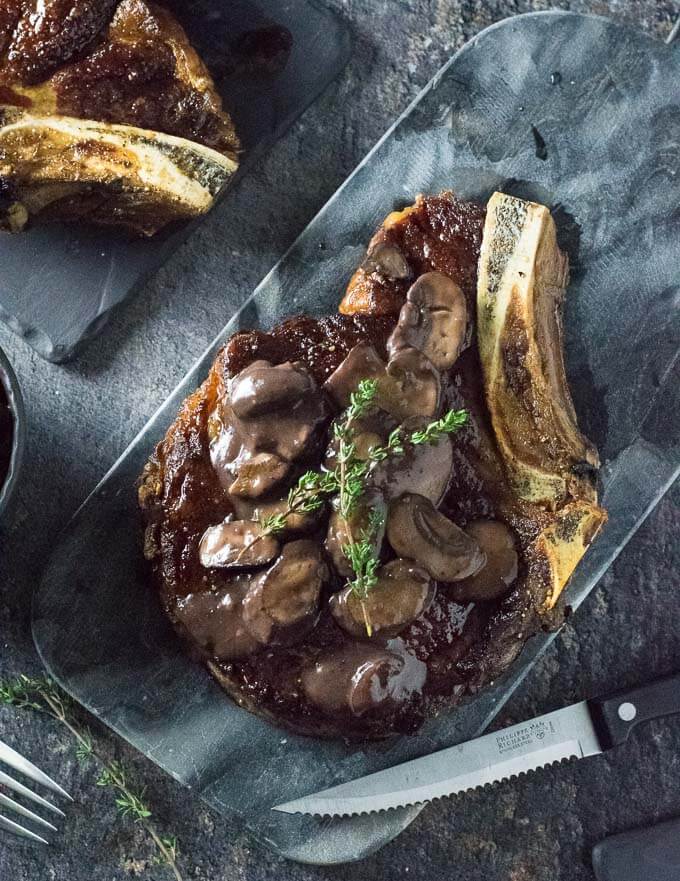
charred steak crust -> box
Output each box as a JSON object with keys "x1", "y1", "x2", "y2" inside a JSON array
[
  {"x1": 341, "y1": 192, "x2": 486, "y2": 317},
  {"x1": 140, "y1": 191, "x2": 605, "y2": 739},
  {"x1": 0, "y1": 0, "x2": 239, "y2": 156},
  {"x1": 0, "y1": 1, "x2": 119, "y2": 86}
]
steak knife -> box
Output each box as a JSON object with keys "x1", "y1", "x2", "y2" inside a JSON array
[{"x1": 273, "y1": 672, "x2": 680, "y2": 816}]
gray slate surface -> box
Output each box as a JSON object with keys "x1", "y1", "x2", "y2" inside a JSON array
[{"x1": 0, "y1": 2, "x2": 678, "y2": 879}]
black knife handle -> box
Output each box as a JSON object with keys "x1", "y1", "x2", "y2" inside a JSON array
[
  {"x1": 589, "y1": 672, "x2": 680, "y2": 750},
  {"x1": 592, "y1": 817, "x2": 680, "y2": 881}
]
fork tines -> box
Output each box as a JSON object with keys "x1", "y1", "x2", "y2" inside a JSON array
[{"x1": 0, "y1": 740, "x2": 70, "y2": 845}]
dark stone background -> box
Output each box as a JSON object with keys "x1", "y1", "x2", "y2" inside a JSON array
[{"x1": 0, "y1": 2, "x2": 678, "y2": 878}]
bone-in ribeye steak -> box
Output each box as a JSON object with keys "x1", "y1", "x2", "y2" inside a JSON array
[
  {"x1": 139, "y1": 191, "x2": 607, "y2": 739},
  {"x1": 0, "y1": 1, "x2": 240, "y2": 235}
]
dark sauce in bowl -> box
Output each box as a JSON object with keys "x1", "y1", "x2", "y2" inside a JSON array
[
  {"x1": 0, "y1": 348, "x2": 24, "y2": 519},
  {"x1": 0, "y1": 378, "x2": 12, "y2": 493}
]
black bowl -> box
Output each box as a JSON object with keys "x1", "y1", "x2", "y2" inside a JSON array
[{"x1": 0, "y1": 345, "x2": 25, "y2": 520}]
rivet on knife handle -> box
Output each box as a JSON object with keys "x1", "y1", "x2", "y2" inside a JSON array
[{"x1": 589, "y1": 672, "x2": 680, "y2": 750}]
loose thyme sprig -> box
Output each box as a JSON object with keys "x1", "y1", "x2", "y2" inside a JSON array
[{"x1": 0, "y1": 676, "x2": 183, "y2": 881}]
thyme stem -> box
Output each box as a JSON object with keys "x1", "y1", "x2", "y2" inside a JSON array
[{"x1": 0, "y1": 676, "x2": 183, "y2": 881}]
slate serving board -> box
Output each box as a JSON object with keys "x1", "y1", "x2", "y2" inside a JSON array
[
  {"x1": 33, "y1": 11, "x2": 680, "y2": 865},
  {"x1": 0, "y1": 0, "x2": 350, "y2": 363}
]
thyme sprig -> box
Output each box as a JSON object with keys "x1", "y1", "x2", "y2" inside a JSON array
[
  {"x1": 342, "y1": 508, "x2": 385, "y2": 636},
  {"x1": 235, "y1": 469, "x2": 338, "y2": 563},
  {"x1": 249, "y1": 379, "x2": 382, "y2": 550},
  {"x1": 237, "y1": 376, "x2": 469, "y2": 633},
  {"x1": 259, "y1": 469, "x2": 338, "y2": 535},
  {"x1": 342, "y1": 377, "x2": 380, "y2": 426},
  {"x1": 0, "y1": 675, "x2": 183, "y2": 881},
  {"x1": 410, "y1": 408, "x2": 469, "y2": 445},
  {"x1": 364, "y1": 427, "x2": 405, "y2": 463},
  {"x1": 334, "y1": 379, "x2": 381, "y2": 518},
  {"x1": 333, "y1": 398, "x2": 468, "y2": 633},
  {"x1": 96, "y1": 762, "x2": 151, "y2": 820}
]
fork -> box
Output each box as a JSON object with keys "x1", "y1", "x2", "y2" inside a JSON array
[{"x1": 0, "y1": 739, "x2": 71, "y2": 845}]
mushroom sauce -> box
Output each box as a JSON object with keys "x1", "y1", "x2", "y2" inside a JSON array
[{"x1": 139, "y1": 193, "x2": 575, "y2": 739}]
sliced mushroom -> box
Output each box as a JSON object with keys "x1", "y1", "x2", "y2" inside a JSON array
[
  {"x1": 302, "y1": 643, "x2": 426, "y2": 717},
  {"x1": 211, "y1": 359, "x2": 328, "y2": 493},
  {"x1": 323, "y1": 343, "x2": 387, "y2": 410},
  {"x1": 199, "y1": 519, "x2": 280, "y2": 569},
  {"x1": 362, "y1": 241, "x2": 411, "y2": 280},
  {"x1": 228, "y1": 452, "x2": 290, "y2": 498},
  {"x1": 386, "y1": 494, "x2": 485, "y2": 582},
  {"x1": 371, "y1": 417, "x2": 453, "y2": 505},
  {"x1": 329, "y1": 559, "x2": 433, "y2": 638},
  {"x1": 324, "y1": 489, "x2": 387, "y2": 578},
  {"x1": 378, "y1": 347, "x2": 441, "y2": 420},
  {"x1": 324, "y1": 341, "x2": 441, "y2": 422},
  {"x1": 239, "y1": 362, "x2": 328, "y2": 463},
  {"x1": 230, "y1": 360, "x2": 314, "y2": 419},
  {"x1": 174, "y1": 581, "x2": 260, "y2": 660},
  {"x1": 387, "y1": 272, "x2": 467, "y2": 370},
  {"x1": 242, "y1": 540, "x2": 326, "y2": 645},
  {"x1": 452, "y1": 520, "x2": 518, "y2": 601}
]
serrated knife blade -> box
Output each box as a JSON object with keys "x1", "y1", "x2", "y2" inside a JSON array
[
  {"x1": 273, "y1": 701, "x2": 603, "y2": 816},
  {"x1": 274, "y1": 672, "x2": 680, "y2": 816}
]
